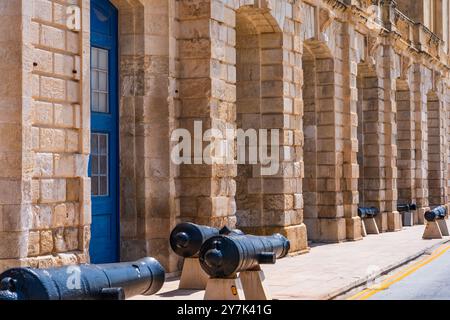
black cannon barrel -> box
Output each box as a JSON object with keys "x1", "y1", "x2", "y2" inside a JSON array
[
  {"x1": 424, "y1": 206, "x2": 447, "y2": 222},
  {"x1": 397, "y1": 203, "x2": 417, "y2": 213},
  {"x1": 199, "y1": 234, "x2": 290, "y2": 278},
  {"x1": 0, "y1": 257, "x2": 165, "y2": 300},
  {"x1": 169, "y1": 222, "x2": 243, "y2": 258},
  {"x1": 358, "y1": 207, "x2": 379, "y2": 219}
]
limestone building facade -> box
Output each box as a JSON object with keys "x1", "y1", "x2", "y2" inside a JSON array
[{"x1": 0, "y1": 0, "x2": 449, "y2": 273}]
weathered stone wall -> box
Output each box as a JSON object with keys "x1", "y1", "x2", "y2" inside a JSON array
[
  {"x1": 0, "y1": 0, "x2": 89, "y2": 272},
  {"x1": 0, "y1": 0, "x2": 29, "y2": 271},
  {"x1": 0, "y1": 0, "x2": 449, "y2": 274},
  {"x1": 28, "y1": 0, "x2": 89, "y2": 268}
]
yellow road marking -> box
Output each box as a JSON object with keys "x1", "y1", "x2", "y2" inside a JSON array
[{"x1": 347, "y1": 243, "x2": 450, "y2": 300}]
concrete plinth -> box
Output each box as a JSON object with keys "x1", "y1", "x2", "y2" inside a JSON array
[
  {"x1": 387, "y1": 211, "x2": 402, "y2": 232},
  {"x1": 402, "y1": 212, "x2": 414, "y2": 227}
]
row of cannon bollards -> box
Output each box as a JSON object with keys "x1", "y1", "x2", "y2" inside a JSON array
[
  {"x1": 358, "y1": 204, "x2": 417, "y2": 236},
  {"x1": 1, "y1": 208, "x2": 446, "y2": 301},
  {"x1": 358, "y1": 204, "x2": 450, "y2": 240},
  {"x1": 170, "y1": 223, "x2": 290, "y2": 300}
]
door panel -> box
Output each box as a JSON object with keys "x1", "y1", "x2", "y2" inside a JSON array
[{"x1": 89, "y1": 0, "x2": 119, "y2": 264}]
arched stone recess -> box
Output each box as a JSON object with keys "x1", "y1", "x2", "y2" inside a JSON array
[
  {"x1": 110, "y1": 0, "x2": 177, "y2": 270},
  {"x1": 356, "y1": 62, "x2": 387, "y2": 231},
  {"x1": 301, "y1": 38, "x2": 347, "y2": 243},
  {"x1": 234, "y1": 8, "x2": 284, "y2": 236},
  {"x1": 427, "y1": 87, "x2": 448, "y2": 208},
  {"x1": 299, "y1": 2, "x2": 361, "y2": 242},
  {"x1": 355, "y1": 39, "x2": 401, "y2": 233},
  {"x1": 175, "y1": 0, "x2": 308, "y2": 253},
  {"x1": 395, "y1": 61, "x2": 418, "y2": 222}
]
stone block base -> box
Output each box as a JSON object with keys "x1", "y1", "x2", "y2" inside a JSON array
[
  {"x1": 304, "y1": 218, "x2": 319, "y2": 241},
  {"x1": 413, "y1": 210, "x2": 419, "y2": 225},
  {"x1": 345, "y1": 216, "x2": 363, "y2": 241},
  {"x1": 387, "y1": 211, "x2": 402, "y2": 232},
  {"x1": 240, "y1": 223, "x2": 309, "y2": 254},
  {"x1": 304, "y1": 218, "x2": 347, "y2": 243},
  {"x1": 375, "y1": 212, "x2": 388, "y2": 232},
  {"x1": 417, "y1": 207, "x2": 429, "y2": 225},
  {"x1": 402, "y1": 211, "x2": 414, "y2": 227}
]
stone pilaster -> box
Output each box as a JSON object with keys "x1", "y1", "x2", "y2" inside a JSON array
[
  {"x1": 0, "y1": 0, "x2": 29, "y2": 271},
  {"x1": 412, "y1": 63, "x2": 432, "y2": 223},
  {"x1": 396, "y1": 79, "x2": 417, "y2": 209},
  {"x1": 341, "y1": 23, "x2": 362, "y2": 241},
  {"x1": 357, "y1": 62, "x2": 389, "y2": 232},
  {"x1": 382, "y1": 43, "x2": 401, "y2": 231},
  {"x1": 233, "y1": 2, "x2": 307, "y2": 252},
  {"x1": 176, "y1": 0, "x2": 237, "y2": 230},
  {"x1": 427, "y1": 91, "x2": 448, "y2": 207},
  {"x1": 303, "y1": 45, "x2": 346, "y2": 242}
]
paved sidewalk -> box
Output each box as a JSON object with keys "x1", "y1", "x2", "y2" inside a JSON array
[{"x1": 133, "y1": 222, "x2": 450, "y2": 300}]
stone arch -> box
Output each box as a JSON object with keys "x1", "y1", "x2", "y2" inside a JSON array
[
  {"x1": 175, "y1": 0, "x2": 307, "y2": 254},
  {"x1": 234, "y1": 6, "x2": 283, "y2": 232},
  {"x1": 230, "y1": 3, "x2": 307, "y2": 252},
  {"x1": 0, "y1": 3, "x2": 28, "y2": 271},
  {"x1": 235, "y1": 0, "x2": 290, "y2": 32},
  {"x1": 408, "y1": 64, "x2": 432, "y2": 224}
]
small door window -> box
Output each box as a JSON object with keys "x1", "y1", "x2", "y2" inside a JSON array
[
  {"x1": 91, "y1": 47, "x2": 109, "y2": 113},
  {"x1": 91, "y1": 133, "x2": 109, "y2": 196}
]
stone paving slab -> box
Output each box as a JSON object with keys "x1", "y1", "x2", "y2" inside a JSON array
[{"x1": 132, "y1": 223, "x2": 450, "y2": 300}]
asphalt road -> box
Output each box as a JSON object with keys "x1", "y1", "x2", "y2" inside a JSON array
[{"x1": 366, "y1": 245, "x2": 450, "y2": 300}]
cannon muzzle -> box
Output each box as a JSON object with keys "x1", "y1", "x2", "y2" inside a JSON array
[
  {"x1": 0, "y1": 257, "x2": 165, "y2": 300},
  {"x1": 199, "y1": 234, "x2": 290, "y2": 278},
  {"x1": 169, "y1": 222, "x2": 243, "y2": 258},
  {"x1": 358, "y1": 207, "x2": 379, "y2": 219},
  {"x1": 424, "y1": 206, "x2": 447, "y2": 222}
]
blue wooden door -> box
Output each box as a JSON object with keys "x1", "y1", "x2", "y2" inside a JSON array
[{"x1": 89, "y1": 0, "x2": 119, "y2": 263}]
